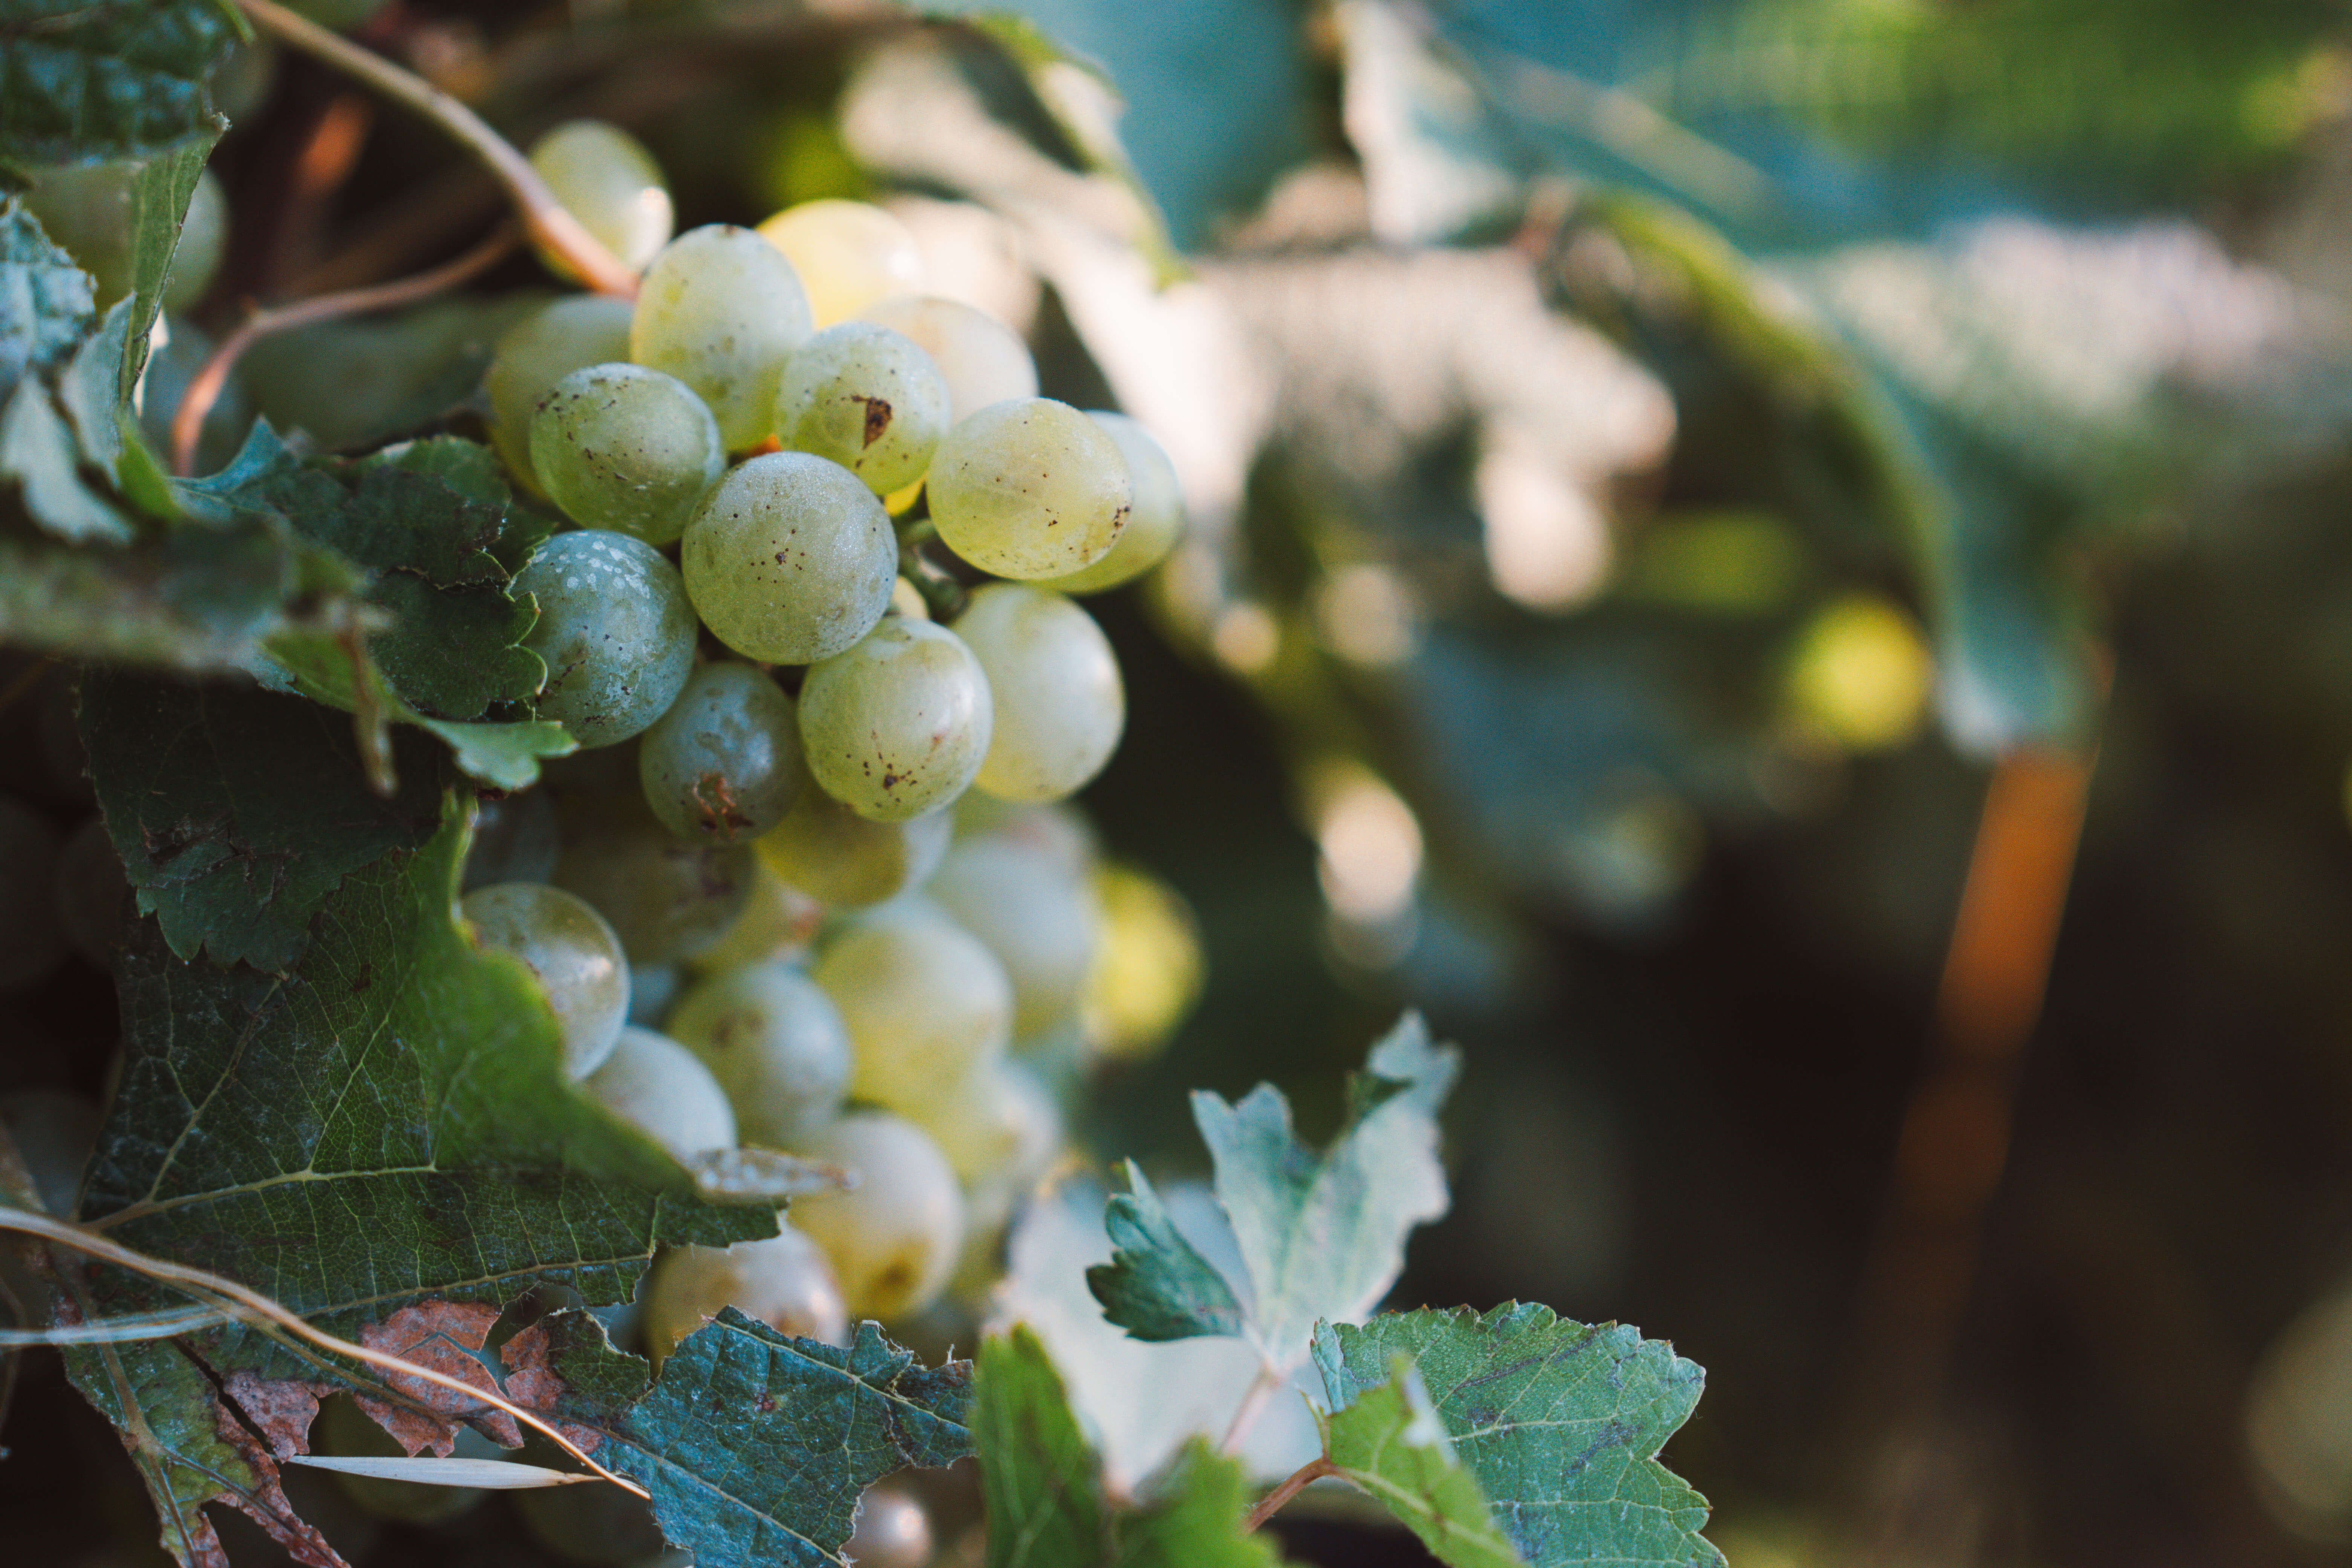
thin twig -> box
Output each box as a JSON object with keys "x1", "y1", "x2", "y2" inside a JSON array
[
  {"x1": 170, "y1": 223, "x2": 519, "y2": 476},
  {"x1": 1242, "y1": 1455, "x2": 1340, "y2": 1533},
  {"x1": 233, "y1": 0, "x2": 639, "y2": 298},
  {"x1": 1219, "y1": 1363, "x2": 1282, "y2": 1456},
  {"x1": 0, "y1": 1205, "x2": 647, "y2": 1499}
]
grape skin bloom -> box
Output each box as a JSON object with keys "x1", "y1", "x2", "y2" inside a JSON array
[
  {"x1": 637, "y1": 662, "x2": 803, "y2": 842},
  {"x1": 773, "y1": 322, "x2": 951, "y2": 496},
  {"x1": 1043, "y1": 412, "x2": 1186, "y2": 594},
  {"x1": 682, "y1": 452, "x2": 897, "y2": 665},
  {"x1": 798, "y1": 617, "x2": 994, "y2": 822},
  {"x1": 632, "y1": 224, "x2": 813, "y2": 450},
  {"x1": 530, "y1": 363, "x2": 724, "y2": 546},
  {"x1": 459, "y1": 882, "x2": 630, "y2": 1078},
  {"x1": 954, "y1": 583, "x2": 1125, "y2": 803},
  {"x1": 927, "y1": 398, "x2": 1132, "y2": 580},
  {"x1": 514, "y1": 530, "x2": 698, "y2": 747}
]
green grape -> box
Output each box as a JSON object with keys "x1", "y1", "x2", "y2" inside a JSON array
[
  {"x1": 627, "y1": 961, "x2": 682, "y2": 1027},
  {"x1": 927, "y1": 834, "x2": 1099, "y2": 1038},
  {"x1": 787, "y1": 1111, "x2": 966, "y2": 1321},
  {"x1": 551, "y1": 796, "x2": 753, "y2": 965},
  {"x1": 459, "y1": 882, "x2": 630, "y2": 1077},
  {"x1": 680, "y1": 452, "x2": 896, "y2": 665},
  {"x1": 810, "y1": 898, "x2": 1011, "y2": 1110},
  {"x1": 53, "y1": 816, "x2": 129, "y2": 970},
  {"x1": 635, "y1": 662, "x2": 802, "y2": 842},
  {"x1": 798, "y1": 618, "x2": 992, "y2": 822},
  {"x1": 685, "y1": 851, "x2": 821, "y2": 974},
  {"x1": 23, "y1": 164, "x2": 226, "y2": 311},
  {"x1": 485, "y1": 295, "x2": 635, "y2": 490},
  {"x1": 166, "y1": 170, "x2": 227, "y2": 313},
  {"x1": 0, "y1": 796, "x2": 66, "y2": 994},
  {"x1": 631, "y1": 224, "x2": 812, "y2": 450},
  {"x1": 773, "y1": 322, "x2": 951, "y2": 496},
  {"x1": 905, "y1": 1056, "x2": 1063, "y2": 1187},
  {"x1": 756, "y1": 199, "x2": 923, "y2": 328},
  {"x1": 755, "y1": 779, "x2": 951, "y2": 907},
  {"x1": 842, "y1": 1483, "x2": 933, "y2": 1568},
  {"x1": 527, "y1": 119, "x2": 675, "y2": 278},
  {"x1": 856, "y1": 294, "x2": 1037, "y2": 423},
  {"x1": 209, "y1": 39, "x2": 276, "y2": 124},
  {"x1": 926, "y1": 398, "x2": 1131, "y2": 580},
  {"x1": 581, "y1": 1024, "x2": 738, "y2": 1162},
  {"x1": 667, "y1": 960, "x2": 851, "y2": 1147},
  {"x1": 644, "y1": 1227, "x2": 848, "y2": 1366},
  {"x1": 952, "y1": 583, "x2": 1124, "y2": 803},
  {"x1": 1043, "y1": 412, "x2": 1185, "y2": 593},
  {"x1": 952, "y1": 796, "x2": 1098, "y2": 877},
  {"x1": 138, "y1": 317, "x2": 251, "y2": 477},
  {"x1": 514, "y1": 531, "x2": 698, "y2": 748},
  {"x1": 314, "y1": 1397, "x2": 490, "y2": 1525},
  {"x1": 514, "y1": 1477, "x2": 671, "y2": 1566},
  {"x1": 529, "y1": 363, "x2": 724, "y2": 546},
  {"x1": 461, "y1": 788, "x2": 559, "y2": 892}
]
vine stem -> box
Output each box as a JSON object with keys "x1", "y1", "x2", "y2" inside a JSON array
[
  {"x1": 1242, "y1": 1456, "x2": 1339, "y2": 1533},
  {"x1": 232, "y1": 0, "x2": 639, "y2": 299},
  {"x1": 0, "y1": 1205, "x2": 648, "y2": 1499},
  {"x1": 1218, "y1": 1363, "x2": 1282, "y2": 1456},
  {"x1": 169, "y1": 223, "x2": 519, "y2": 477}
]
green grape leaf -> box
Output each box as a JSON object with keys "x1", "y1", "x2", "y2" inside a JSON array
[
  {"x1": 1312, "y1": 1305, "x2": 1724, "y2": 1568},
  {"x1": 0, "y1": 0, "x2": 237, "y2": 167},
  {"x1": 112, "y1": 133, "x2": 220, "y2": 395},
  {"x1": 0, "y1": 194, "x2": 96, "y2": 390},
  {"x1": 1195, "y1": 1014, "x2": 1458, "y2": 1368},
  {"x1": 976, "y1": 1325, "x2": 1110, "y2": 1567},
  {"x1": 1, "y1": 367, "x2": 132, "y2": 540},
  {"x1": 1114, "y1": 1441, "x2": 1286, "y2": 1568},
  {"x1": 516, "y1": 1309, "x2": 974, "y2": 1568},
  {"x1": 1315, "y1": 1355, "x2": 1524, "y2": 1568},
  {"x1": 1086, "y1": 1161, "x2": 1246, "y2": 1343}
]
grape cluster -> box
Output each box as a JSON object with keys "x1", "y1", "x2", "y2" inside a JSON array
[{"x1": 458, "y1": 125, "x2": 1191, "y2": 1366}]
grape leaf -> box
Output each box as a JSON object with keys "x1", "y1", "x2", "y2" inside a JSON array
[
  {"x1": 0, "y1": 0, "x2": 237, "y2": 167},
  {"x1": 1311, "y1": 1305, "x2": 1724, "y2": 1568},
  {"x1": 1115, "y1": 1441, "x2": 1286, "y2": 1568},
  {"x1": 111, "y1": 133, "x2": 219, "y2": 396},
  {"x1": 0, "y1": 194, "x2": 94, "y2": 389},
  {"x1": 1084, "y1": 1161, "x2": 1245, "y2": 1342},
  {"x1": 1315, "y1": 1355, "x2": 1524, "y2": 1568},
  {"x1": 517, "y1": 1309, "x2": 974, "y2": 1568}
]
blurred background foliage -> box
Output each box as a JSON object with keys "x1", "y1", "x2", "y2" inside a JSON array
[{"x1": 18, "y1": 0, "x2": 2352, "y2": 1564}]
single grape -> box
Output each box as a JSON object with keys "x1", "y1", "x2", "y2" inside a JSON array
[
  {"x1": 857, "y1": 294, "x2": 1037, "y2": 423},
  {"x1": 952, "y1": 583, "x2": 1124, "y2": 804},
  {"x1": 905, "y1": 1056, "x2": 1063, "y2": 1187},
  {"x1": 627, "y1": 961, "x2": 682, "y2": 1027},
  {"x1": 165, "y1": 170, "x2": 228, "y2": 313},
  {"x1": 952, "y1": 796, "x2": 1098, "y2": 877},
  {"x1": 686, "y1": 851, "x2": 822, "y2": 974},
  {"x1": 668, "y1": 960, "x2": 851, "y2": 1147},
  {"x1": 529, "y1": 363, "x2": 724, "y2": 546},
  {"x1": 842, "y1": 1484, "x2": 933, "y2": 1568},
  {"x1": 1082, "y1": 862, "x2": 1204, "y2": 1060},
  {"x1": 53, "y1": 816, "x2": 129, "y2": 971},
  {"x1": 636, "y1": 662, "x2": 802, "y2": 843},
  {"x1": 927, "y1": 834, "x2": 1099, "y2": 1038},
  {"x1": 209, "y1": 39, "x2": 276, "y2": 124},
  {"x1": 798, "y1": 618, "x2": 992, "y2": 822},
  {"x1": 927, "y1": 398, "x2": 1131, "y2": 580},
  {"x1": 582, "y1": 1025, "x2": 738, "y2": 1163},
  {"x1": 631, "y1": 224, "x2": 812, "y2": 450},
  {"x1": 527, "y1": 119, "x2": 675, "y2": 278},
  {"x1": 314, "y1": 1397, "x2": 490, "y2": 1525},
  {"x1": 551, "y1": 796, "x2": 753, "y2": 965},
  {"x1": 485, "y1": 295, "x2": 634, "y2": 489},
  {"x1": 460, "y1": 882, "x2": 630, "y2": 1077},
  {"x1": 514, "y1": 531, "x2": 698, "y2": 748},
  {"x1": 810, "y1": 899, "x2": 1011, "y2": 1110},
  {"x1": 644, "y1": 1227, "x2": 849, "y2": 1366},
  {"x1": 756, "y1": 779, "x2": 951, "y2": 908},
  {"x1": 756, "y1": 199, "x2": 923, "y2": 327},
  {"x1": 0, "y1": 796, "x2": 66, "y2": 994},
  {"x1": 1043, "y1": 412, "x2": 1185, "y2": 593},
  {"x1": 788, "y1": 1111, "x2": 966, "y2": 1320},
  {"x1": 514, "y1": 1478, "x2": 670, "y2": 1566},
  {"x1": 681, "y1": 452, "x2": 897, "y2": 665},
  {"x1": 773, "y1": 323, "x2": 951, "y2": 496},
  {"x1": 461, "y1": 788, "x2": 559, "y2": 892}
]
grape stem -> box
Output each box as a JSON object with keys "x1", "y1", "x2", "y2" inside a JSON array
[
  {"x1": 1242, "y1": 1455, "x2": 1340, "y2": 1533},
  {"x1": 231, "y1": 0, "x2": 640, "y2": 299},
  {"x1": 168, "y1": 223, "x2": 519, "y2": 477}
]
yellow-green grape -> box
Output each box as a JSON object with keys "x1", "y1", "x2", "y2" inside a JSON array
[
  {"x1": 681, "y1": 452, "x2": 896, "y2": 665},
  {"x1": 631, "y1": 224, "x2": 812, "y2": 450},
  {"x1": 581, "y1": 1025, "x2": 738, "y2": 1163},
  {"x1": 890, "y1": 576, "x2": 930, "y2": 619},
  {"x1": 905, "y1": 1055, "x2": 1062, "y2": 1186},
  {"x1": 757, "y1": 199, "x2": 923, "y2": 327},
  {"x1": 772, "y1": 323, "x2": 951, "y2": 496},
  {"x1": 515, "y1": 1480, "x2": 670, "y2": 1566},
  {"x1": 926, "y1": 834, "x2": 1099, "y2": 1038},
  {"x1": 3, "y1": 799, "x2": 70, "y2": 989},
  {"x1": 1044, "y1": 412, "x2": 1185, "y2": 593},
  {"x1": 529, "y1": 363, "x2": 724, "y2": 546},
  {"x1": 514, "y1": 531, "x2": 698, "y2": 748},
  {"x1": 637, "y1": 662, "x2": 802, "y2": 843},
  {"x1": 856, "y1": 294, "x2": 1036, "y2": 422},
  {"x1": 527, "y1": 119, "x2": 675, "y2": 278},
  {"x1": 687, "y1": 851, "x2": 822, "y2": 974},
  {"x1": 788, "y1": 1112, "x2": 965, "y2": 1320},
  {"x1": 485, "y1": 295, "x2": 635, "y2": 490},
  {"x1": 953, "y1": 584, "x2": 1124, "y2": 804},
  {"x1": 811, "y1": 899, "x2": 1011, "y2": 1110},
  {"x1": 459, "y1": 882, "x2": 630, "y2": 1076},
  {"x1": 23, "y1": 164, "x2": 226, "y2": 311},
  {"x1": 667, "y1": 961, "x2": 851, "y2": 1147},
  {"x1": 954, "y1": 797, "x2": 1098, "y2": 878},
  {"x1": 842, "y1": 1484, "x2": 933, "y2": 1568},
  {"x1": 552, "y1": 798, "x2": 753, "y2": 965},
  {"x1": 645, "y1": 1228, "x2": 849, "y2": 1367},
  {"x1": 756, "y1": 780, "x2": 951, "y2": 907},
  {"x1": 798, "y1": 618, "x2": 992, "y2": 823},
  {"x1": 314, "y1": 1397, "x2": 492, "y2": 1525},
  {"x1": 1081, "y1": 862, "x2": 1204, "y2": 1061},
  {"x1": 927, "y1": 399, "x2": 1131, "y2": 580}
]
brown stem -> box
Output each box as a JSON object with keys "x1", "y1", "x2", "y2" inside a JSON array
[
  {"x1": 233, "y1": 0, "x2": 639, "y2": 298},
  {"x1": 1219, "y1": 1363, "x2": 1281, "y2": 1455},
  {"x1": 1243, "y1": 1455, "x2": 1340, "y2": 1533},
  {"x1": 170, "y1": 223, "x2": 518, "y2": 476}
]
